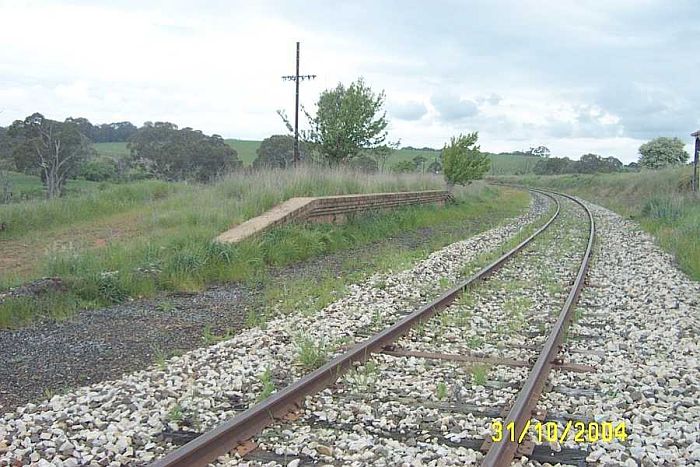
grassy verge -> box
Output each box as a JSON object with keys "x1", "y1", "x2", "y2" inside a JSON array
[
  {"x1": 255, "y1": 184, "x2": 531, "y2": 326},
  {"x1": 496, "y1": 166, "x2": 700, "y2": 280},
  {"x1": 0, "y1": 169, "x2": 528, "y2": 328}
]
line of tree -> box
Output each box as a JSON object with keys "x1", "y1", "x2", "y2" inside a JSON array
[
  {"x1": 532, "y1": 137, "x2": 690, "y2": 175},
  {"x1": 127, "y1": 122, "x2": 240, "y2": 182},
  {"x1": 533, "y1": 153, "x2": 624, "y2": 175},
  {"x1": 0, "y1": 114, "x2": 241, "y2": 199},
  {"x1": 64, "y1": 117, "x2": 138, "y2": 143}
]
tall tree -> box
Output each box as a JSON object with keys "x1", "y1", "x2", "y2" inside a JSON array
[
  {"x1": 305, "y1": 78, "x2": 393, "y2": 166},
  {"x1": 638, "y1": 137, "x2": 689, "y2": 169},
  {"x1": 64, "y1": 117, "x2": 96, "y2": 140},
  {"x1": 412, "y1": 155, "x2": 427, "y2": 173},
  {"x1": 127, "y1": 122, "x2": 240, "y2": 181},
  {"x1": 253, "y1": 135, "x2": 306, "y2": 169},
  {"x1": 530, "y1": 145, "x2": 551, "y2": 158},
  {"x1": 533, "y1": 157, "x2": 575, "y2": 175},
  {"x1": 442, "y1": 132, "x2": 490, "y2": 188},
  {"x1": 8, "y1": 113, "x2": 92, "y2": 198},
  {"x1": 0, "y1": 127, "x2": 13, "y2": 169}
]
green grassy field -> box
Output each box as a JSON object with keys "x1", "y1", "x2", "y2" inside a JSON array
[
  {"x1": 92, "y1": 142, "x2": 130, "y2": 159},
  {"x1": 92, "y1": 141, "x2": 540, "y2": 175},
  {"x1": 0, "y1": 168, "x2": 529, "y2": 327},
  {"x1": 225, "y1": 139, "x2": 260, "y2": 165},
  {"x1": 498, "y1": 166, "x2": 700, "y2": 280}
]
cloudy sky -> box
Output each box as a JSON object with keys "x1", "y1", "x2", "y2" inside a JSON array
[{"x1": 1, "y1": 0, "x2": 698, "y2": 162}]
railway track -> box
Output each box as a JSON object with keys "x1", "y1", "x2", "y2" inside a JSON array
[{"x1": 151, "y1": 189, "x2": 596, "y2": 467}]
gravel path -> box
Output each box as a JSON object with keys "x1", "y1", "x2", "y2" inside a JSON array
[
  {"x1": 0, "y1": 194, "x2": 550, "y2": 466},
  {"x1": 0, "y1": 202, "x2": 525, "y2": 411}
]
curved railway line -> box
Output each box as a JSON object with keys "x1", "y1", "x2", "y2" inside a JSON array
[{"x1": 152, "y1": 188, "x2": 596, "y2": 467}]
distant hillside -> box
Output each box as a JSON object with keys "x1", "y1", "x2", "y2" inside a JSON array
[
  {"x1": 225, "y1": 139, "x2": 259, "y2": 165},
  {"x1": 394, "y1": 147, "x2": 540, "y2": 175},
  {"x1": 93, "y1": 141, "x2": 539, "y2": 175}
]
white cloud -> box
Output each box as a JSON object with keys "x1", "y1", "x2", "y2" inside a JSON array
[{"x1": 0, "y1": 0, "x2": 697, "y2": 163}]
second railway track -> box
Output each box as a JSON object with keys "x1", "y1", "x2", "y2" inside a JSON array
[{"x1": 153, "y1": 189, "x2": 597, "y2": 467}]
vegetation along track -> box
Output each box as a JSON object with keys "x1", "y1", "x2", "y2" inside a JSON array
[{"x1": 152, "y1": 189, "x2": 595, "y2": 467}]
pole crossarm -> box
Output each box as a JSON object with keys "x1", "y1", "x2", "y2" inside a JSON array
[{"x1": 281, "y1": 42, "x2": 316, "y2": 164}]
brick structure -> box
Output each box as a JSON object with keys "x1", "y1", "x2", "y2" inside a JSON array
[{"x1": 215, "y1": 190, "x2": 450, "y2": 244}]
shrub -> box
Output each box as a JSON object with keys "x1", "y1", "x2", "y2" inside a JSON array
[
  {"x1": 442, "y1": 133, "x2": 490, "y2": 187},
  {"x1": 79, "y1": 158, "x2": 118, "y2": 182}
]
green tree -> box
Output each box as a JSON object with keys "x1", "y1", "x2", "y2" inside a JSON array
[
  {"x1": 128, "y1": 122, "x2": 240, "y2": 181},
  {"x1": 305, "y1": 78, "x2": 392, "y2": 166},
  {"x1": 8, "y1": 113, "x2": 92, "y2": 198},
  {"x1": 0, "y1": 127, "x2": 14, "y2": 170},
  {"x1": 533, "y1": 157, "x2": 575, "y2": 175},
  {"x1": 348, "y1": 154, "x2": 379, "y2": 172},
  {"x1": 412, "y1": 155, "x2": 427, "y2": 173},
  {"x1": 253, "y1": 135, "x2": 306, "y2": 169},
  {"x1": 530, "y1": 145, "x2": 551, "y2": 158},
  {"x1": 369, "y1": 145, "x2": 392, "y2": 172},
  {"x1": 638, "y1": 137, "x2": 689, "y2": 169},
  {"x1": 427, "y1": 159, "x2": 442, "y2": 174},
  {"x1": 79, "y1": 157, "x2": 118, "y2": 181},
  {"x1": 442, "y1": 132, "x2": 490, "y2": 188},
  {"x1": 392, "y1": 160, "x2": 415, "y2": 173}
]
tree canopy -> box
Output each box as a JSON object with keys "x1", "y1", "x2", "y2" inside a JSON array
[
  {"x1": 638, "y1": 137, "x2": 689, "y2": 169},
  {"x1": 305, "y1": 78, "x2": 392, "y2": 166},
  {"x1": 533, "y1": 153, "x2": 623, "y2": 175},
  {"x1": 127, "y1": 122, "x2": 240, "y2": 181},
  {"x1": 442, "y1": 132, "x2": 490, "y2": 187},
  {"x1": 253, "y1": 135, "x2": 307, "y2": 169},
  {"x1": 65, "y1": 117, "x2": 137, "y2": 143},
  {"x1": 530, "y1": 145, "x2": 551, "y2": 158},
  {"x1": 8, "y1": 113, "x2": 92, "y2": 198}
]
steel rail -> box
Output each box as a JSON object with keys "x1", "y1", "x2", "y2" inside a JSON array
[
  {"x1": 151, "y1": 190, "x2": 561, "y2": 467},
  {"x1": 481, "y1": 191, "x2": 595, "y2": 467}
]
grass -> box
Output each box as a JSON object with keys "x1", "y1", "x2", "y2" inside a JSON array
[
  {"x1": 225, "y1": 139, "x2": 261, "y2": 165},
  {"x1": 167, "y1": 403, "x2": 184, "y2": 423},
  {"x1": 92, "y1": 142, "x2": 130, "y2": 159},
  {"x1": 471, "y1": 364, "x2": 490, "y2": 385},
  {"x1": 0, "y1": 292, "x2": 79, "y2": 329},
  {"x1": 201, "y1": 326, "x2": 234, "y2": 345},
  {"x1": 498, "y1": 166, "x2": 700, "y2": 280},
  {"x1": 228, "y1": 182, "x2": 528, "y2": 332},
  {"x1": 256, "y1": 367, "x2": 276, "y2": 401},
  {"x1": 294, "y1": 334, "x2": 328, "y2": 370},
  {"x1": 0, "y1": 169, "x2": 529, "y2": 328},
  {"x1": 1, "y1": 170, "x2": 102, "y2": 201},
  {"x1": 436, "y1": 381, "x2": 448, "y2": 400},
  {"x1": 346, "y1": 360, "x2": 379, "y2": 391}
]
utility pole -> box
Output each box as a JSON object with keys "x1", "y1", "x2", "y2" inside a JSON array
[
  {"x1": 692, "y1": 130, "x2": 699, "y2": 193},
  {"x1": 282, "y1": 42, "x2": 316, "y2": 164}
]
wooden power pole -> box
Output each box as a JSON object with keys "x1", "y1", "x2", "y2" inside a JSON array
[
  {"x1": 282, "y1": 42, "x2": 316, "y2": 164},
  {"x1": 692, "y1": 130, "x2": 699, "y2": 193}
]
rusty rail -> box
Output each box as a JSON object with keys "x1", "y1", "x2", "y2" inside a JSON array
[
  {"x1": 151, "y1": 190, "x2": 561, "y2": 467},
  {"x1": 481, "y1": 191, "x2": 595, "y2": 467}
]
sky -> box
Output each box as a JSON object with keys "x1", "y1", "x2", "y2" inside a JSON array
[{"x1": 1, "y1": 0, "x2": 698, "y2": 163}]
